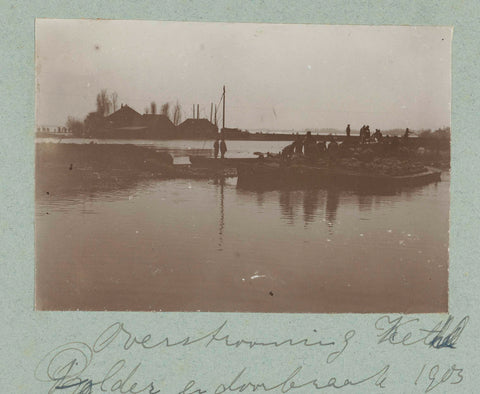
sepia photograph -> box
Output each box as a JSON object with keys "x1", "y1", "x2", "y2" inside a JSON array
[{"x1": 35, "y1": 20, "x2": 451, "y2": 313}]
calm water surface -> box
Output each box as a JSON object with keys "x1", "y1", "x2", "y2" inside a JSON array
[
  {"x1": 35, "y1": 140, "x2": 449, "y2": 312},
  {"x1": 36, "y1": 138, "x2": 290, "y2": 163}
]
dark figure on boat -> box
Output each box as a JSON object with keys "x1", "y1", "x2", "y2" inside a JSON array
[
  {"x1": 365, "y1": 125, "x2": 371, "y2": 141},
  {"x1": 220, "y1": 138, "x2": 227, "y2": 159},
  {"x1": 346, "y1": 124, "x2": 351, "y2": 137},
  {"x1": 317, "y1": 140, "x2": 327, "y2": 154},
  {"x1": 327, "y1": 136, "x2": 338, "y2": 152},
  {"x1": 360, "y1": 125, "x2": 366, "y2": 144},
  {"x1": 213, "y1": 138, "x2": 220, "y2": 159},
  {"x1": 403, "y1": 128, "x2": 410, "y2": 139},
  {"x1": 373, "y1": 129, "x2": 383, "y2": 142},
  {"x1": 327, "y1": 136, "x2": 339, "y2": 164},
  {"x1": 303, "y1": 131, "x2": 317, "y2": 159},
  {"x1": 294, "y1": 134, "x2": 303, "y2": 155},
  {"x1": 281, "y1": 141, "x2": 295, "y2": 159}
]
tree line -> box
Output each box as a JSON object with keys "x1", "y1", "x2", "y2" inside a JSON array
[{"x1": 66, "y1": 89, "x2": 183, "y2": 137}]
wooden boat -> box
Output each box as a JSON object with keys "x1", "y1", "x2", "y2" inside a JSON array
[
  {"x1": 189, "y1": 155, "x2": 260, "y2": 168},
  {"x1": 236, "y1": 161, "x2": 441, "y2": 190}
]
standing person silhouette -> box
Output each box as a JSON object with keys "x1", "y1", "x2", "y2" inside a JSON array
[
  {"x1": 360, "y1": 125, "x2": 366, "y2": 144},
  {"x1": 220, "y1": 137, "x2": 227, "y2": 159},
  {"x1": 346, "y1": 124, "x2": 351, "y2": 137},
  {"x1": 303, "y1": 131, "x2": 316, "y2": 159},
  {"x1": 213, "y1": 138, "x2": 220, "y2": 159},
  {"x1": 294, "y1": 134, "x2": 303, "y2": 155}
]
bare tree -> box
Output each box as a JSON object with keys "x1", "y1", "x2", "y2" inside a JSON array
[
  {"x1": 83, "y1": 112, "x2": 104, "y2": 136},
  {"x1": 66, "y1": 116, "x2": 84, "y2": 137},
  {"x1": 96, "y1": 89, "x2": 111, "y2": 116},
  {"x1": 173, "y1": 101, "x2": 182, "y2": 126},
  {"x1": 150, "y1": 101, "x2": 157, "y2": 115},
  {"x1": 111, "y1": 92, "x2": 118, "y2": 112},
  {"x1": 161, "y1": 102, "x2": 170, "y2": 120}
]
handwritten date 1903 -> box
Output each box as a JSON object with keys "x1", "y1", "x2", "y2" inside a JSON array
[{"x1": 414, "y1": 363, "x2": 464, "y2": 393}]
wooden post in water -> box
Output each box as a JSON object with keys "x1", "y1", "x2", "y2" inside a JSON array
[
  {"x1": 192, "y1": 104, "x2": 195, "y2": 119},
  {"x1": 197, "y1": 104, "x2": 200, "y2": 119}
]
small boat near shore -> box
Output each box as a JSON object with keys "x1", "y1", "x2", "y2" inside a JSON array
[
  {"x1": 189, "y1": 155, "x2": 260, "y2": 168},
  {"x1": 236, "y1": 161, "x2": 441, "y2": 190}
]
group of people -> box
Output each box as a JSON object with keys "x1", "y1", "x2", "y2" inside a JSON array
[
  {"x1": 214, "y1": 125, "x2": 412, "y2": 160},
  {"x1": 359, "y1": 125, "x2": 383, "y2": 143},
  {"x1": 359, "y1": 125, "x2": 371, "y2": 143},
  {"x1": 281, "y1": 123, "x2": 414, "y2": 160},
  {"x1": 354, "y1": 124, "x2": 411, "y2": 144},
  {"x1": 213, "y1": 137, "x2": 227, "y2": 159},
  {"x1": 282, "y1": 131, "x2": 338, "y2": 160}
]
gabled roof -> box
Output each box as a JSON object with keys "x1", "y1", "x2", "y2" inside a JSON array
[
  {"x1": 106, "y1": 105, "x2": 142, "y2": 124},
  {"x1": 134, "y1": 114, "x2": 175, "y2": 130},
  {"x1": 177, "y1": 118, "x2": 218, "y2": 132}
]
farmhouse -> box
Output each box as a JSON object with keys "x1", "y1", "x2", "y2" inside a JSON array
[
  {"x1": 103, "y1": 105, "x2": 175, "y2": 138},
  {"x1": 176, "y1": 118, "x2": 218, "y2": 138}
]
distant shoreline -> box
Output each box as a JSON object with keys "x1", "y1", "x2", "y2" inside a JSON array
[
  {"x1": 36, "y1": 133, "x2": 450, "y2": 150},
  {"x1": 35, "y1": 132, "x2": 426, "y2": 141},
  {"x1": 35, "y1": 133, "x2": 305, "y2": 141}
]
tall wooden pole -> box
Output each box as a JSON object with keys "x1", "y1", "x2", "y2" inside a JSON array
[
  {"x1": 214, "y1": 106, "x2": 217, "y2": 127},
  {"x1": 222, "y1": 85, "x2": 225, "y2": 131},
  {"x1": 210, "y1": 103, "x2": 213, "y2": 123},
  {"x1": 192, "y1": 104, "x2": 195, "y2": 119},
  {"x1": 197, "y1": 104, "x2": 199, "y2": 119}
]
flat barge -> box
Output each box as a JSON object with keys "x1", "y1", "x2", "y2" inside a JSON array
[{"x1": 236, "y1": 162, "x2": 441, "y2": 190}]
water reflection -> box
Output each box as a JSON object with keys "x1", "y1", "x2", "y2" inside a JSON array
[
  {"x1": 279, "y1": 190, "x2": 295, "y2": 225},
  {"x1": 303, "y1": 189, "x2": 320, "y2": 226},
  {"x1": 35, "y1": 166, "x2": 153, "y2": 213},
  {"x1": 256, "y1": 190, "x2": 266, "y2": 209},
  {"x1": 36, "y1": 173, "x2": 449, "y2": 312},
  {"x1": 357, "y1": 194, "x2": 374, "y2": 212},
  {"x1": 213, "y1": 178, "x2": 225, "y2": 251},
  {"x1": 238, "y1": 182, "x2": 441, "y2": 232},
  {"x1": 325, "y1": 189, "x2": 340, "y2": 230},
  {"x1": 236, "y1": 186, "x2": 344, "y2": 230},
  {"x1": 276, "y1": 188, "x2": 340, "y2": 230}
]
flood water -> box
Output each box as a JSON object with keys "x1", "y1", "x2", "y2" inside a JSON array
[
  {"x1": 35, "y1": 139, "x2": 449, "y2": 312},
  {"x1": 36, "y1": 137, "x2": 290, "y2": 164}
]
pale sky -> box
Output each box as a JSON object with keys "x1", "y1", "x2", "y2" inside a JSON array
[{"x1": 36, "y1": 20, "x2": 452, "y2": 131}]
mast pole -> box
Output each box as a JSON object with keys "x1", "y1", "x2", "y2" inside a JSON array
[{"x1": 222, "y1": 85, "x2": 225, "y2": 131}]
